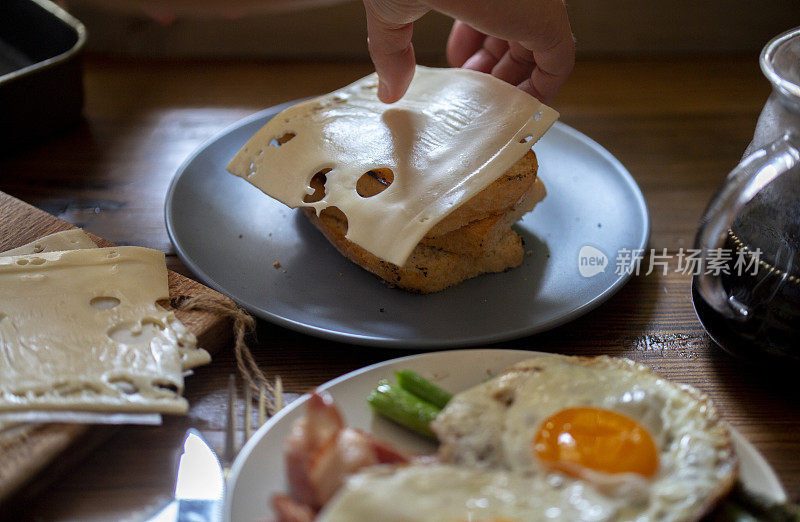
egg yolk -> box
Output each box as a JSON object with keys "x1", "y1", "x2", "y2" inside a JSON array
[{"x1": 533, "y1": 407, "x2": 658, "y2": 478}]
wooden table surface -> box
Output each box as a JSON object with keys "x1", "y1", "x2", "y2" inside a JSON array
[{"x1": 2, "y1": 56, "x2": 798, "y2": 520}]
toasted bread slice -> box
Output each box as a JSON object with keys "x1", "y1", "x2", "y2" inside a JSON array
[
  {"x1": 299, "y1": 150, "x2": 543, "y2": 293},
  {"x1": 419, "y1": 177, "x2": 546, "y2": 256},
  {"x1": 427, "y1": 151, "x2": 539, "y2": 237},
  {"x1": 303, "y1": 206, "x2": 524, "y2": 293},
  {"x1": 418, "y1": 213, "x2": 510, "y2": 257}
]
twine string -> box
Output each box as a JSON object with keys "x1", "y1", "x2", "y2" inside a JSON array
[{"x1": 172, "y1": 295, "x2": 281, "y2": 416}]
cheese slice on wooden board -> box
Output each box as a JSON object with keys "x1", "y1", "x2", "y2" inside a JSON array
[
  {"x1": 0, "y1": 230, "x2": 210, "y2": 372},
  {"x1": 0, "y1": 232, "x2": 105, "y2": 428},
  {"x1": 0, "y1": 191, "x2": 233, "y2": 509},
  {"x1": 0, "y1": 247, "x2": 209, "y2": 415},
  {"x1": 228, "y1": 66, "x2": 558, "y2": 266},
  {"x1": 0, "y1": 230, "x2": 97, "y2": 257}
]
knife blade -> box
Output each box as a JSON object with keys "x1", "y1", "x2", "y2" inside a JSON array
[{"x1": 149, "y1": 428, "x2": 224, "y2": 522}]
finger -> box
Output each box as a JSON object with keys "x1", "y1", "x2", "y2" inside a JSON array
[
  {"x1": 517, "y1": 2, "x2": 575, "y2": 102},
  {"x1": 491, "y1": 41, "x2": 536, "y2": 86},
  {"x1": 461, "y1": 37, "x2": 509, "y2": 74},
  {"x1": 364, "y1": 2, "x2": 417, "y2": 103},
  {"x1": 518, "y1": 30, "x2": 575, "y2": 103},
  {"x1": 427, "y1": 0, "x2": 574, "y2": 100},
  {"x1": 446, "y1": 21, "x2": 486, "y2": 67}
]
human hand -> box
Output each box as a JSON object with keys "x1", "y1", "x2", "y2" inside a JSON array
[{"x1": 363, "y1": 0, "x2": 574, "y2": 104}]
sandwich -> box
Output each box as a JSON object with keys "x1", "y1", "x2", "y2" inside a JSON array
[{"x1": 227, "y1": 66, "x2": 558, "y2": 293}]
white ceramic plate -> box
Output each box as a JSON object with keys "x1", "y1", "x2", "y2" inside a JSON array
[
  {"x1": 166, "y1": 104, "x2": 650, "y2": 348},
  {"x1": 226, "y1": 350, "x2": 787, "y2": 521}
]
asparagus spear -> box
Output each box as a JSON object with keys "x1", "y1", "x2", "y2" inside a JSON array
[
  {"x1": 395, "y1": 369, "x2": 453, "y2": 409},
  {"x1": 367, "y1": 380, "x2": 441, "y2": 438}
]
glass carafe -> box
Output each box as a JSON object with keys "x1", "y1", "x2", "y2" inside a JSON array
[{"x1": 695, "y1": 26, "x2": 800, "y2": 363}]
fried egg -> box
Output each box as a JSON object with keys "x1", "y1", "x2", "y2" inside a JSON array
[
  {"x1": 318, "y1": 355, "x2": 737, "y2": 522},
  {"x1": 432, "y1": 355, "x2": 737, "y2": 520}
]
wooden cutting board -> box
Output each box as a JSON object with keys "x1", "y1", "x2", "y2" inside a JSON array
[{"x1": 0, "y1": 190, "x2": 234, "y2": 506}]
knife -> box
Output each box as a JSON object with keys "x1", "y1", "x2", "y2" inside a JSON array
[{"x1": 149, "y1": 429, "x2": 224, "y2": 522}]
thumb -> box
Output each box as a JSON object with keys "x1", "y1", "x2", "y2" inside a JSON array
[{"x1": 363, "y1": 1, "x2": 425, "y2": 103}]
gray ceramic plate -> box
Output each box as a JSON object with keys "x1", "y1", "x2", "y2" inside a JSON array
[{"x1": 165, "y1": 102, "x2": 649, "y2": 348}]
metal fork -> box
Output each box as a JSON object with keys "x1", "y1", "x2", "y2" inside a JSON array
[{"x1": 222, "y1": 374, "x2": 283, "y2": 475}]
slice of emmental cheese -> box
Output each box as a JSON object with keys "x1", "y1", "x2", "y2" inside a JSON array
[
  {"x1": 0, "y1": 229, "x2": 98, "y2": 256},
  {"x1": 0, "y1": 245, "x2": 208, "y2": 414},
  {"x1": 1, "y1": 230, "x2": 211, "y2": 372},
  {"x1": 227, "y1": 66, "x2": 558, "y2": 266}
]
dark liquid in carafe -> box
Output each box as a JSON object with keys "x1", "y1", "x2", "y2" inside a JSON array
[
  {"x1": 713, "y1": 231, "x2": 800, "y2": 362},
  {"x1": 705, "y1": 173, "x2": 800, "y2": 363}
]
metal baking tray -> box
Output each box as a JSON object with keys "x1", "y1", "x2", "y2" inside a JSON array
[{"x1": 0, "y1": 0, "x2": 86, "y2": 153}]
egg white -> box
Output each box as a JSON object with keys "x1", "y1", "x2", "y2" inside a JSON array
[
  {"x1": 316, "y1": 355, "x2": 737, "y2": 522},
  {"x1": 432, "y1": 355, "x2": 737, "y2": 521}
]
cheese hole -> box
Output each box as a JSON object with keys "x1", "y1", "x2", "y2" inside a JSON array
[
  {"x1": 142, "y1": 318, "x2": 166, "y2": 329},
  {"x1": 519, "y1": 135, "x2": 534, "y2": 144},
  {"x1": 303, "y1": 169, "x2": 331, "y2": 203},
  {"x1": 153, "y1": 380, "x2": 180, "y2": 394},
  {"x1": 107, "y1": 251, "x2": 119, "y2": 259},
  {"x1": 320, "y1": 206, "x2": 348, "y2": 235},
  {"x1": 90, "y1": 296, "x2": 121, "y2": 310},
  {"x1": 32, "y1": 243, "x2": 44, "y2": 253},
  {"x1": 29, "y1": 257, "x2": 45, "y2": 265},
  {"x1": 108, "y1": 320, "x2": 164, "y2": 344},
  {"x1": 109, "y1": 378, "x2": 139, "y2": 395},
  {"x1": 356, "y1": 168, "x2": 394, "y2": 198},
  {"x1": 51, "y1": 382, "x2": 102, "y2": 396},
  {"x1": 269, "y1": 132, "x2": 296, "y2": 147},
  {"x1": 16, "y1": 259, "x2": 28, "y2": 265}
]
